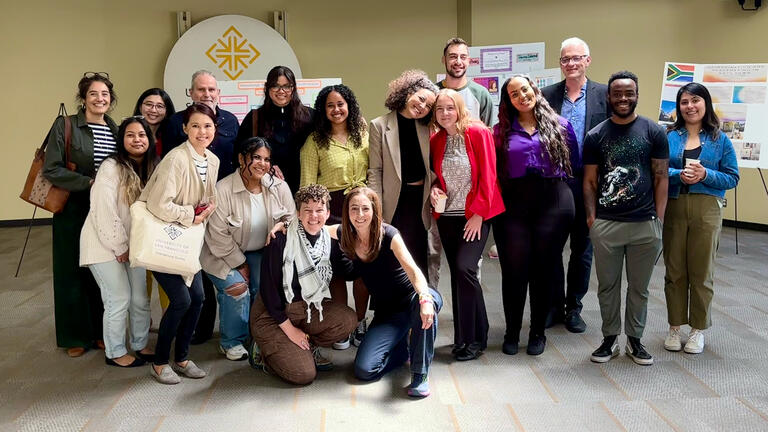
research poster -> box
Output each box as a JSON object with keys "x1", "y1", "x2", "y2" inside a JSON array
[
  {"x1": 659, "y1": 62, "x2": 768, "y2": 169},
  {"x1": 217, "y1": 78, "x2": 342, "y2": 123}
]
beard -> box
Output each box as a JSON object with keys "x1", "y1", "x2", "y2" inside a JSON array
[
  {"x1": 611, "y1": 100, "x2": 638, "y2": 118},
  {"x1": 446, "y1": 66, "x2": 466, "y2": 79}
]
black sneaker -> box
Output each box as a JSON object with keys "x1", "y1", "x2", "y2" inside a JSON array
[
  {"x1": 626, "y1": 336, "x2": 654, "y2": 365},
  {"x1": 502, "y1": 339, "x2": 519, "y2": 356},
  {"x1": 526, "y1": 334, "x2": 546, "y2": 356},
  {"x1": 564, "y1": 310, "x2": 587, "y2": 333},
  {"x1": 590, "y1": 336, "x2": 619, "y2": 363}
]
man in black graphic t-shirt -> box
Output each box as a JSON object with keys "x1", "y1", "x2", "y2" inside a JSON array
[{"x1": 583, "y1": 71, "x2": 669, "y2": 366}]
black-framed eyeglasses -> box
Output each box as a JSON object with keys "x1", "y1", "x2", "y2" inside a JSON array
[
  {"x1": 559, "y1": 55, "x2": 588, "y2": 66},
  {"x1": 121, "y1": 115, "x2": 145, "y2": 121},
  {"x1": 83, "y1": 71, "x2": 110, "y2": 79},
  {"x1": 270, "y1": 84, "x2": 294, "y2": 93}
]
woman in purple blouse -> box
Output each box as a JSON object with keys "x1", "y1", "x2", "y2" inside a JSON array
[{"x1": 493, "y1": 75, "x2": 578, "y2": 356}]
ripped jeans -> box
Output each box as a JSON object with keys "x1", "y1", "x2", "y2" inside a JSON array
[{"x1": 207, "y1": 250, "x2": 263, "y2": 349}]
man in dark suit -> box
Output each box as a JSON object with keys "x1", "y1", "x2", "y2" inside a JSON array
[{"x1": 541, "y1": 37, "x2": 610, "y2": 333}]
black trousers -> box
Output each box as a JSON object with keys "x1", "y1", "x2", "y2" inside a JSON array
[
  {"x1": 152, "y1": 271, "x2": 204, "y2": 365},
  {"x1": 493, "y1": 176, "x2": 574, "y2": 342},
  {"x1": 390, "y1": 184, "x2": 429, "y2": 282},
  {"x1": 192, "y1": 272, "x2": 217, "y2": 343},
  {"x1": 437, "y1": 215, "x2": 490, "y2": 349},
  {"x1": 550, "y1": 177, "x2": 593, "y2": 318}
]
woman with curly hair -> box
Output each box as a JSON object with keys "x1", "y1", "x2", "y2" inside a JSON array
[
  {"x1": 300, "y1": 84, "x2": 369, "y2": 348},
  {"x1": 368, "y1": 70, "x2": 438, "y2": 293},
  {"x1": 493, "y1": 75, "x2": 578, "y2": 356},
  {"x1": 236, "y1": 66, "x2": 315, "y2": 193},
  {"x1": 429, "y1": 89, "x2": 504, "y2": 361}
]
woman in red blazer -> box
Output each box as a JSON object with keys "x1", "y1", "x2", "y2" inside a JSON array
[{"x1": 429, "y1": 89, "x2": 504, "y2": 361}]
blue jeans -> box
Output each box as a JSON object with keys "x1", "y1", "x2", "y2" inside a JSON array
[
  {"x1": 89, "y1": 261, "x2": 150, "y2": 358},
  {"x1": 206, "y1": 250, "x2": 263, "y2": 349},
  {"x1": 354, "y1": 288, "x2": 443, "y2": 380},
  {"x1": 151, "y1": 271, "x2": 204, "y2": 365}
]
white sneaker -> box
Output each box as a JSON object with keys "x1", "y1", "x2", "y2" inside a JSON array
[
  {"x1": 332, "y1": 336, "x2": 351, "y2": 350},
  {"x1": 664, "y1": 328, "x2": 682, "y2": 352},
  {"x1": 684, "y1": 329, "x2": 704, "y2": 354},
  {"x1": 219, "y1": 344, "x2": 248, "y2": 361}
]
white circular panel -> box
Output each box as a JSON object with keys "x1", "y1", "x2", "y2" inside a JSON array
[{"x1": 164, "y1": 14, "x2": 301, "y2": 109}]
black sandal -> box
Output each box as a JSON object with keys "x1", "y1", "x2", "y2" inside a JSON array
[{"x1": 105, "y1": 356, "x2": 146, "y2": 368}]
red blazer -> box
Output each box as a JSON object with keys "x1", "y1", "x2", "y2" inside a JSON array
[{"x1": 430, "y1": 123, "x2": 505, "y2": 220}]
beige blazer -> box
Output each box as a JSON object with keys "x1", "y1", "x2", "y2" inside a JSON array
[
  {"x1": 367, "y1": 111, "x2": 432, "y2": 229},
  {"x1": 138, "y1": 141, "x2": 220, "y2": 227},
  {"x1": 200, "y1": 172, "x2": 295, "y2": 279}
]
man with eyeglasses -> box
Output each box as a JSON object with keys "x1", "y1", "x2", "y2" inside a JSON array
[
  {"x1": 541, "y1": 37, "x2": 610, "y2": 334},
  {"x1": 437, "y1": 37, "x2": 493, "y2": 126},
  {"x1": 161, "y1": 70, "x2": 240, "y2": 345}
]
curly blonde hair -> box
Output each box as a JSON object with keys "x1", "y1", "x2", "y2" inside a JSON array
[{"x1": 384, "y1": 70, "x2": 438, "y2": 115}]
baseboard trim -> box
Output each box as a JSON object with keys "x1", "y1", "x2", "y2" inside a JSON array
[
  {"x1": 723, "y1": 219, "x2": 768, "y2": 232},
  {"x1": 0, "y1": 218, "x2": 53, "y2": 227}
]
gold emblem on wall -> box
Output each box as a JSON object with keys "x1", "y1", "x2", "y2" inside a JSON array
[{"x1": 205, "y1": 26, "x2": 260, "y2": 80}]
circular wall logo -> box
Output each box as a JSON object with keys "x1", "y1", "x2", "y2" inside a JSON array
[{"x1": 164, "y1": 14, "x2": 302, "y2": 109}]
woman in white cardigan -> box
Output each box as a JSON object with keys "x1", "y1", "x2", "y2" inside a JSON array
[
  {"x1": 80, "y1": 116, "x2": 157, "y2": 367},
  {"x1": 201, "y1": 137, "x2": 295, "y2": 361}
]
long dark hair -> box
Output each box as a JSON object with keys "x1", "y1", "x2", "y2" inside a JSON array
[
  {"x1": 340, "y1": 187, "x2": 383, "y2": 262},
  {"x1": 496, "y1": 75, "x2": 571, "y2": 176},
  {"x1": 132, "y1": 88, "x2": 176, "y2": 135},
  {"x1": 260, "y1": 66, "x2": 312, "y2": 137},
  {"x1": 237, "y1": 136, "x2": 275, "y2": 189},
  {"x1": 110, "y1": 117, "x2": 157, "y2": 204},
  {"x1": 669, "y1": 82, "x2": 720, "y2": 139},
  {"x1": 312, "y1": 84, "x2": 366, "y2": 150}
]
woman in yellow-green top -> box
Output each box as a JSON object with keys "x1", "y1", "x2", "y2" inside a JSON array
[
  {"x1": 301, "y1": 84, "x2": 368, "y2": 225},
  {"x1": 300, "y1": 84, "x2": 369, "y2": 348}
]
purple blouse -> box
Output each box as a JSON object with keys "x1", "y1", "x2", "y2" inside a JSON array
[{"x1": 494, "y1": 116, "x2": 579, "y2": 179}]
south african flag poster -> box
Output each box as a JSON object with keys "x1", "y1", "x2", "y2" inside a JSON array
[{"x1": 666, "y1": 63, "x2": 695, "y2": 82}]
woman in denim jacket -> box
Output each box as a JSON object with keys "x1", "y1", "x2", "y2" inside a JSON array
[{"x1": 663, "y1": 83, "x2": 739, "y2": 355}]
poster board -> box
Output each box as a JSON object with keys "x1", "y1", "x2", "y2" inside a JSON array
[
  {"x1": 658, "y1": 62, "x2": 768, "y2": 169},
  {"x1": 217, "y1": 78, "x2": 341, "y2": 123}
]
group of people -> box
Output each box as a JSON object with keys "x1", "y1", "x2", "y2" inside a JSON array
[{"x1": 39, "y1": 35, "x2": 739, "y2": 398}]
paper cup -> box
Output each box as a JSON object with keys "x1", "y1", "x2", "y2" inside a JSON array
[{"x1": 434, "y1": 193, "x2": 447, "y2": 213}]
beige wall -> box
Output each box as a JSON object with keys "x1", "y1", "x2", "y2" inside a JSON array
[
  {"x1": 2, "y1": 0, "x2": 766, "y2": 223},
  {"x1": 473, "y1": 0, "x2": 768, "y2": 224},
  {"x1": 1, "y1": 0, "x2": 455, "y2": 221}
]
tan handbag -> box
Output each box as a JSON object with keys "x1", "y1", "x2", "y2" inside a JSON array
[
  {"x1": 129, "y1": 201, "x2": 206, "y2": 279},
  {"x1": 19, "y1": 103, "x2": 75, "y2": 213}
]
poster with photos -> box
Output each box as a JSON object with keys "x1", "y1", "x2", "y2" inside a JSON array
[{"x1": 659, "y1": 62, "x2": 768, "y2": 168}]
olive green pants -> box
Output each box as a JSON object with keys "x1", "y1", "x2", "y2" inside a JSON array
[{"x1": 663, "y1": 194, "x2": 722, "y2": 330}]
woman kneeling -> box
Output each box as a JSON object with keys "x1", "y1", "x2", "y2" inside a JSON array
[{"x1": 329, "y1": 187, "x2": 442, "y2": 398}]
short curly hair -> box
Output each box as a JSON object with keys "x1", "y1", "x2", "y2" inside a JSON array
[
  {"x1": 294, "y1": 183, "x2": 331, "y2": 210},
  {"x1": 384, "y1": 69, "x2": 438, "y2": 113}
]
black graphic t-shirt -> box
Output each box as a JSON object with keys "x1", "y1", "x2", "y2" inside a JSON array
[{"x1": 583, "y1": 116, "x2": 669, "y2": 222}]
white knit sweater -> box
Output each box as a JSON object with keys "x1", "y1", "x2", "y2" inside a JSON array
[{"x1": 79, "y1": 158, "x2": 133, "y2": 266}]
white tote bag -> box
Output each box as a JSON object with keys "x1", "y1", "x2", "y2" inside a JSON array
[{"x1": 129, "y1": 201, "x2": 205, "y2": 280}]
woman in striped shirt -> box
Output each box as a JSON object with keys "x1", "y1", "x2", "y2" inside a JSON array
[{"x1": 42, "y1": 72, "x2": 119, "y2": 357}]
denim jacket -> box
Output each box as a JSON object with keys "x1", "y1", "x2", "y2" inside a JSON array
[{"x1": 667, "y1": 129, "x2": 739, "y2": 199}]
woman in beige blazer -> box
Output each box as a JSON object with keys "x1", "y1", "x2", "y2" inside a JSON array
[
  {"x1": 368, "y1": 70, "x2": 438, "y2": 287},
  {"x1": 139, "y1": 103, "x2": 219, "y2": 384},
  {"x1": 200, "y1": 137, "x2": 295, "y2": 361}
]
